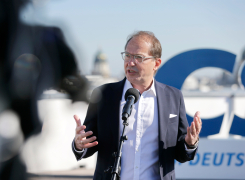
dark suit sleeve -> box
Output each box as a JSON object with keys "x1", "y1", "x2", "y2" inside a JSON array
[
  {"x1": 174, "y1": 91, "x2": 197, "y2": 163},
  {"x1": 72, "y1": 87, "x2": 101, "y2": 160}
]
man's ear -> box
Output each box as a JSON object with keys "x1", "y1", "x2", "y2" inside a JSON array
[{"x1": 154, "y1": 58, "x2": 162, "y2": 71}]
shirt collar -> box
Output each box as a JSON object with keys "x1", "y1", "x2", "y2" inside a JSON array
[{"x1": 124, "y1": 78, "x2": 156, "y2": 97}]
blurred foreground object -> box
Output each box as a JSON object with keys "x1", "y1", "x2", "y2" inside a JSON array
[{"x1": 0, "y1": 0, "x2": 88, "y2": 179}]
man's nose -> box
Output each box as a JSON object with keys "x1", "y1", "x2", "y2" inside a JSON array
[{"x1": 127, "y1": 56, "x2": 136, "y2": 66}]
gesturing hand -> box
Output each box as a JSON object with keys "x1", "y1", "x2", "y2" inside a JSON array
[
  {"x1": 74, "y1": 115, "x2": 98, "y2": 151},
  {"x1": 185, "y1": 111, "x2": 202, "y2": 147}
]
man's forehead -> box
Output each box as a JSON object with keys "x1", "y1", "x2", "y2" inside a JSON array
[
  {"x1": 127, "y1": 37, "x2": 151, "y2": 47},
  {"x1": 126, "y1": 37, "x2": 151, "y2": 54},
  {"x1": 129, "y1": 36, "x2": 151, "y2": 45}
]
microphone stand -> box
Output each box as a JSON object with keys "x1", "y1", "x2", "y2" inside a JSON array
[{"x1": 104, "y1": 106, "x2": 132, "y2": 180}]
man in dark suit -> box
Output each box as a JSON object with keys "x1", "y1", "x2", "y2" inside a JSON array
[{"x1": 72, "y1": 31, "x2": 202, "y2": 180}]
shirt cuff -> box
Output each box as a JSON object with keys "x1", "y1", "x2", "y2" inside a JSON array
[
  {"x1": 184, "y1": 143, "x2": 197, "y2": 154},
  {"x1": 72, "y1": 140, "x2": 88, "y2": 160}
]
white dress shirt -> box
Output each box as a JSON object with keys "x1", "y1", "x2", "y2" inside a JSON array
[{"x1": 120, "y1": 79, "x2": 160, "y2": 180}]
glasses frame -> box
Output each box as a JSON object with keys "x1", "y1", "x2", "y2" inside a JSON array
[{"x1": 121, "y1": 52, "x2": 155, "y2": 63}]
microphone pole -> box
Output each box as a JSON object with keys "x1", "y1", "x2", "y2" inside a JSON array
[{"x1": 104, "y1": 88, "x2": 139, "y2": 180}]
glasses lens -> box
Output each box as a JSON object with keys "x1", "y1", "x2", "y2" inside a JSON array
[
  {"x1": 121, "y1": 53, "x2": 124, "y2": 61},
  {"x1": 123, "y1": 53, "x2": 131, "y2": 61},
  {"x1": 134, "y1": 55, "x2": 143, "y2": 63}
]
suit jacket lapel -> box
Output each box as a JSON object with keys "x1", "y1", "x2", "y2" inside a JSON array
[
  {"x1": 155, "y1": 80, "x2": 170, "y2": 145},
  {"x1": 109, "y1": 78, "x2": 126, "y2": 150}
]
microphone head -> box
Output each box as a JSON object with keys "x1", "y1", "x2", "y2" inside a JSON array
[{"x1": 124, "y1": 88, "x2": 140, "y2": 104}]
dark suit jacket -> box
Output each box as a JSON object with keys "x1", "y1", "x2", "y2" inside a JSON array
[{"x1": 73, "y1": 78, "x2": 197, "y2": 180}]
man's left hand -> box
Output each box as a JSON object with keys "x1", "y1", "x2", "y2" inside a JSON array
[{"x1": 185, "y1": 111, "x2": 202, "y2": 146}]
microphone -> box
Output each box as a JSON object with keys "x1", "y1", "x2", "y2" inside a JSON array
[{"x1": 122, "y1": 88, "x2": 140, "y2": 121}]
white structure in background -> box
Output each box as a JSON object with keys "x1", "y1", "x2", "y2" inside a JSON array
[
  {"x1": 21, "y1": 50, "x2": 118, "y2": 173},
  {"x1": 88, "y1": 50, "x2": 118, "y2": 97},
  {"x1": 92, "y1": 50, "x2": 110, "y2": 78}
]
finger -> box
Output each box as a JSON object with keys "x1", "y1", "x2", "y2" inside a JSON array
[
  {"x1": 185, "y1": 126, "x2": 191, "y2": 143},
  {"x1": 74, "y1": 115, "x2": 81, "y2": 127},
  {"x1": 82, "y1": 136, "x2": 97, "y2": 144},
  {"x1": 83, "y1": 141, "x2": 98, "y2": 149},
  {"x1": 187, "y1": 126, "x2": 191, "y2": 136},
  {"x1": 191, "y1": 121, "x2": 196, "y2": 136},
  {"x1": 75, "y1": 131, "x2": 93, "y2": 141},
  {"x1": 76, "y1": 125, "x2": 86, "y2": 134},
  {"x1": 79, "y1": 131, "x2": 93, "y2": 139},
  {"x1": 189, "y1": 121, "x2": 193, "y2": 134},
  {"x1": 198, "y1": 116, "x2": 202, "y2": 126},
  {"x1": 196, "y1": 111, "x2": 200, "y2": 118},
  {"x1": 193, "y1": 111, "x2": 200, "y2": 120},
  {"x1": 195, "y1": 117, "x2": 201, "y2": 134}
]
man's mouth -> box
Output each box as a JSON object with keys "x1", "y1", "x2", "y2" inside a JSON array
[{"x1": 127, "y1": 69, "x2": 137, "y2": 73}]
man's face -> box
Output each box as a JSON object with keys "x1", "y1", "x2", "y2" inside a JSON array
[{"x1": 124, "y1": 37, "x2": 160, "y2": 87}]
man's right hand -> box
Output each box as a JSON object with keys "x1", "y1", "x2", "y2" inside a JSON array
[{"x1": 74, "y1": 115, "x2": 98, "y2": 151}]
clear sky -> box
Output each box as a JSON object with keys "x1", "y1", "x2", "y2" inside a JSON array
[{"x1": 22, "y1": 0, "x2": 245, "y2": 78}]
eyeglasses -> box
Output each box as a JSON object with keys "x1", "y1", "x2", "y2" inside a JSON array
[{"x1": 121, "y1": 52, "x2": 155, "y2": 63}]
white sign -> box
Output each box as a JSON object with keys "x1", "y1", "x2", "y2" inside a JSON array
[{"x1": 175, "y1": 139, "x2": 245, "y2": 179}]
